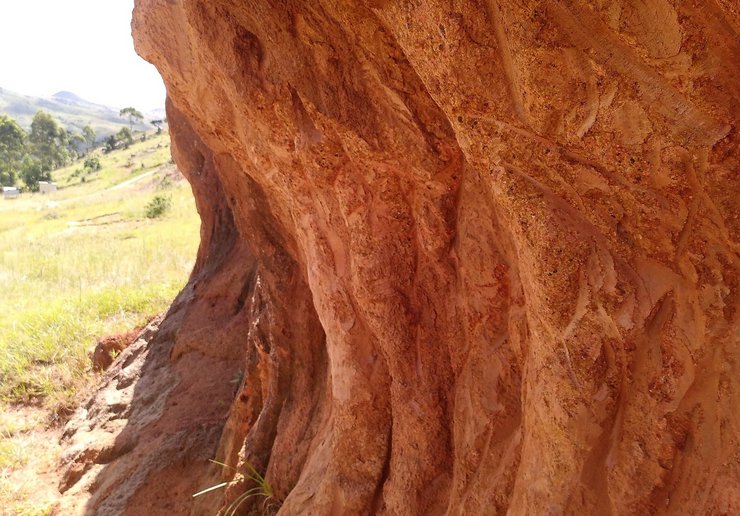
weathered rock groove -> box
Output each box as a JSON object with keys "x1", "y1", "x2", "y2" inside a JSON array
[{"x1": 60, "y1": 1, "x2": 738, "y2": 514}]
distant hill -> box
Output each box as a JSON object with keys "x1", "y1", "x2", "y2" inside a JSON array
[
  {"x1": 0, "y1": 87, "x2": 155, "y2": 139},
  {"x1": 51, "y1": 91, "x2": 88, "y2": 104}
]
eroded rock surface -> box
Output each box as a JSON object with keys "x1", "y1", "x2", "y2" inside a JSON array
[{"x1": 61, "y1": 1, "x2": 738, "y2": 514}]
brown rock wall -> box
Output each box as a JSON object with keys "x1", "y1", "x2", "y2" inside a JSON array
[{"x1": 60, "y1": 1, "x2": 738, "y2": 514}]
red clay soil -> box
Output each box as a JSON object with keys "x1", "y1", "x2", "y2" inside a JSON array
[
  {"x1": 90, "y1": 328, "x2": 142, "y2": 371},
  {"x1": 58, "y1": 1, "x2": 738, "y2": 514}
]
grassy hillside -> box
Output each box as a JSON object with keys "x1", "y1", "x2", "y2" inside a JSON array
[
  {"x1": 0, "y1": 131, "x2": 198, "y2": 513},
  {"x1": 0, "y1": 132, "x2": 199, "y2": 414},
  {"x1": 0, "y1": 87, "x2": 152, "y2": 138}
]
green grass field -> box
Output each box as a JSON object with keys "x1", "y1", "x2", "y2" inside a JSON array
[{"x1": 0, "y1": 132, "x2": 200, "y2": 416}]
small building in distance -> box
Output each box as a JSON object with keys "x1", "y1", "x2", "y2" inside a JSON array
[
  {"x1": 39, "y1": 181, "x2": 58, "y2": 194},
  {"x1": 2, "y1": 186, "x2": 20, "y2": 199}
]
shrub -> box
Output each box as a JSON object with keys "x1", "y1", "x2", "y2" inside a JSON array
[
  {"x1": 104, "y1": 135, "x2": 118, "y2": 153},
  {"x1": 157, "y1": 177, "x2": 174, "y2": 191},
  {"x1": 145, "y1": 195, "x2": 172, "y2": 219},
  {"x1": 70, "y1": 157, "x2": 102, "y2": 184},
  {"x1": 83, "y1": 156, "x2": 102, "y2": 171}
]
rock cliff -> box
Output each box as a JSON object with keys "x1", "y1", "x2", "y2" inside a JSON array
[{"x1": 61, "y1": 1, "x2": 738, "y2": 514}]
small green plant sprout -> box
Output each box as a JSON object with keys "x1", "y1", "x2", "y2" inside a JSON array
[
  {"x1": 145, "y1": 195, "x2": 172, "y2": 219},
  {"x1": 192, "y1": 459, "x2": 277, "y2": 515},
  {"x1": 229, "y1": 369, "x2": 244, "y2": 386}
]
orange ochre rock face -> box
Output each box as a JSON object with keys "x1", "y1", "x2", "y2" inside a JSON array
[{"x1": 60, "y1": 1, "x2": 738, "y2": 514}]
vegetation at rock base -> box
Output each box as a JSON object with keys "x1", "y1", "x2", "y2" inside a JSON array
[
  {"x1": 0, "y1": 131, "x2": 197, "y2": 408},
  {"x1": 0, "y1": 131, "x2": 200, "y2": 512},
  {"x1": 193, "y1": 459, "x2": 279, "y2": 516}
]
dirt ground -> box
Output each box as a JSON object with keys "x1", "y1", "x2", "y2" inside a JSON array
[{"x1": 0, "y1": 406, "x2": 63, "y2": 515}]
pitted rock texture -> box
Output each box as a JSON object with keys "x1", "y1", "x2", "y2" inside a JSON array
[{"x1": 62, "y1": 1, "x2": 738, "y2": 514}]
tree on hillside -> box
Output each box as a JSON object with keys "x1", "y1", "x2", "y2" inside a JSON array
[
  {"x1": 0, "y1": 115, "x2": 26, "y2": 186},
  {"x1": 120, "y1": 107, "x2": 143, "y2": 132},
  {"x1": 67, "y1": 132, "x2": 86, "y2": 159},
  {"x1": 83, "y1": 125, "x2": 96, "y2": 150},
  {"x1": 150, "y1": 119, "x2": 163, "y2": 135},
  {"x1": 104, "y1": 134, "x2": 118, "y2": 153},
  {"x1": 28, "y1": 111, "x2": 68, "y2": 172},
  {"x1": 117, "y1": 127, "x2": 134, "y2": 149},
  {"x1": 20, "y1": 155, "x2": 51, "y2": 191}
]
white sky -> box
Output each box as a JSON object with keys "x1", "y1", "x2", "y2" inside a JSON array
[{"x1": 0, "y1": 0, "x2": 166, "y2": 111}]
